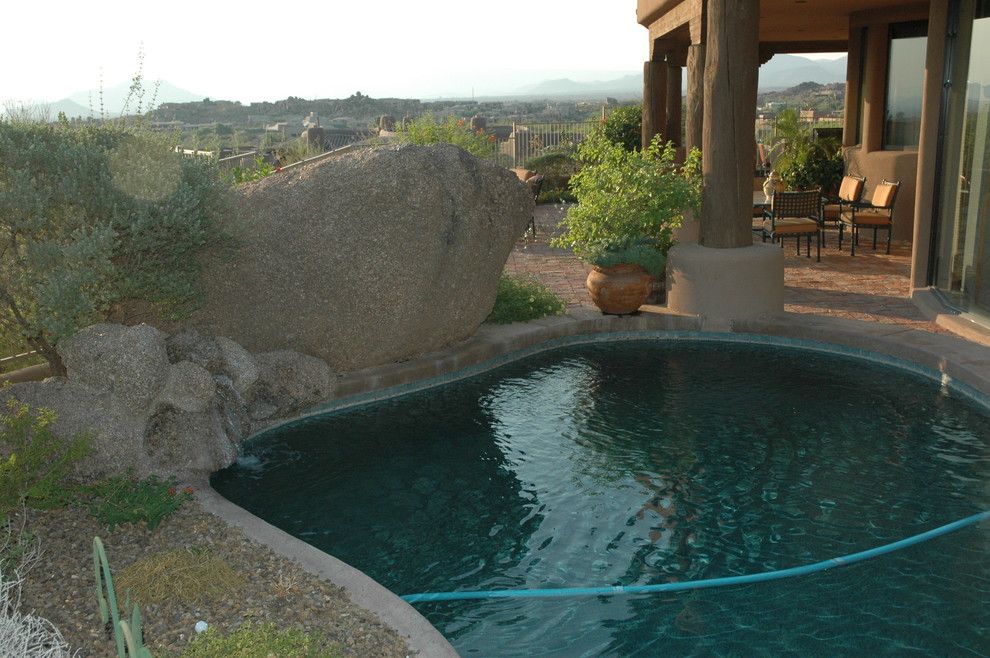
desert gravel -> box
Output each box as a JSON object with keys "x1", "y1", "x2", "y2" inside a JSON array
[{"x1": 14, "y1": 501, "x2": 412, "y2": 657}]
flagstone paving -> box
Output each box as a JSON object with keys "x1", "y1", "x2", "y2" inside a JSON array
[{"x1": 505, "y1": 204, "x2": 945, "y2": 334}]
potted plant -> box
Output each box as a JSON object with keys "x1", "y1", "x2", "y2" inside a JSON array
[{"x1": 552, "y1": 132, "x2": 701, "y2": 314}]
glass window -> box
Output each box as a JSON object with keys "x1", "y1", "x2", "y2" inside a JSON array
[
  {"x1": 934, "y1": 0, "x2": 990, "y2": 320},
  {"x1": 883, "y1": 21, "x2": 928, "y2": 149}
]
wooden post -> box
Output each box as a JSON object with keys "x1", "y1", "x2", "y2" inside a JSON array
[
  {"x1": 642, "y1": 59, "x2": 668, "y2": 149},
  {"x1": 686, "y1": 44, "x2": 705, "y2": 152},
  {"x1": 665, "y1": 61, "x2": 683, "y2": 148},
  {"x1": 699, "y1": 0, "x2": 759, "y2": 249}
]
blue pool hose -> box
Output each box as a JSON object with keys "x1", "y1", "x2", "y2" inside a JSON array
[{"x1": 401, "y1": 510, "x2": 990, "y2": 603}]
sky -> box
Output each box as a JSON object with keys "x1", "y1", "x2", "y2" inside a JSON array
[{"x1": 1, "y1": 0, "x2": 846, "y2": 104}]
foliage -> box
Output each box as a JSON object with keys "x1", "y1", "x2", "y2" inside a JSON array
[
  {"x1": 0, "y1": 399, "x2": 91, "y2": 524},
  {"x1": 600, "y1": 104, "x2": 642, "y2": 151},
  {"x1": 94, "y1": 536, "x2": 152, "y2": 658},
  {"x1": 770, "y1": 107, "x2": 844, "y2": 193},
  {"x1": 228, "y1": 156, "x2": 276, "y2": 184},
  {"x1": 0, "y1": 562, "x2": 74, "y2": 658},
  {"x1": 181, "y1": 623, "x2": 341, "y2": 658},
  {"x1": 552, "y1": 132, "x2": 701, "y2": 275},
  {"x1": 524, "y1": 152, "x2": 581, "y2": 195},
  {"x1": 86, "y1": 476, "x2": 192, "y2": 531},
  {"x1": 117, "y1": 546, "x2": 245, "y2": 605},
  {"x1": 277, "y1": 138, "x2": 325, "y2": 166},
  {"x1": 487, "y1": 275, "x2": 566, "y2": 324},
  {"x1": 397, "y1": 114, "x2": 495, "y2": 159},
  {"x1": 0, "y1": 120, "x2": 234, "y2": 374},
  {"x1": 536, "y1": 189, "x2": 577, "y2": 205}
]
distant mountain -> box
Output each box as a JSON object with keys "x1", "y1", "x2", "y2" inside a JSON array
[
  {"x1": 56, "y1": 80, "x2": 204, "y2": 117},
  {"x1": 758, "y1": 55, "x2": 847, "y2": 89},
  {"x1": 519, "y1": 74, "x2": 642, "y2": 98},
  {"x1": 508, "y1": 55, "x2": 848, "y2": 99}
]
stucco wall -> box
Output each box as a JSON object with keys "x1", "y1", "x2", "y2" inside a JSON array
[{"x1": 843, "y1": 147, "x2": 919, "y2": 242}]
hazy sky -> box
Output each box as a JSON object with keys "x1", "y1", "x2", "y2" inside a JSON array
[{"x1": 2, "y1": 0, "x2": 845, "y2": 103}]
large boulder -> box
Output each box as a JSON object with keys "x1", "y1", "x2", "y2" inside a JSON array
[
  {"x1": 190, "y1": 144, "x2": 533, "y2": 371},
  {"x1": 248, "y1": 350, "x2": 334, "y2": 420},
  {"x1": 59, "y1": 324, "x2": 169, "y2": 408}
]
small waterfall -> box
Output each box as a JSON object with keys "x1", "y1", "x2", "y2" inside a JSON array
[{"x1": 213, "y1": 374, "x2": 250, "y2": 464}]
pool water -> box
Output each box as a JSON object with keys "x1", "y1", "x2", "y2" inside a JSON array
[{"x1": 212, "y1": 340, "x2": 990, "y2": 656}]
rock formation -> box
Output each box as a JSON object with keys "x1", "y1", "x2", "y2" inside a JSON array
[
  {"x1": 190, "y1": 144, "x2": 532, "y2": 371},
  {"x1": 2, "y1": 324, "x2": 335, "y2": 480}
]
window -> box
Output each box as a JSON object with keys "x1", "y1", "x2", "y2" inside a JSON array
[
  {"x1": 934, "y1": 0, "x2": 990, "y2": 319},
  {"x1": 882, "y1": 21, "x2": 928, "y2": 149}
]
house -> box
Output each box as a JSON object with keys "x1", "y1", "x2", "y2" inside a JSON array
[{"x1": 636, "y1": 0, "x2": 989, "y2": 333}]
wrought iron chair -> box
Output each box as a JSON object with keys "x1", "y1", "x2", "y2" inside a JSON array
[
  {"x1": 838, "y1": 179, "x2": 900, "y2": 255},
  {"x1": 820, "y1": 174, "x2": 865, "y2": 247},
  {"x1": 762, "y1": 188, "x2": 822, "y2": 261}
]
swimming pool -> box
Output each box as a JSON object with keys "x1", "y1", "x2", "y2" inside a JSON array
[{"x1": 212, "y1": 339, "x2": 990, "y2": 656}]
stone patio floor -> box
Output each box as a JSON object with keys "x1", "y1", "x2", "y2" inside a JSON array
[{"x1": 505, "y1": 204, "x2": 946, "y2": 334}]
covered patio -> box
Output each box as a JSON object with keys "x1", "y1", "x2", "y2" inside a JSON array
[{"x1": 506, "y1": 204, "x2": 946, "y2": 334}]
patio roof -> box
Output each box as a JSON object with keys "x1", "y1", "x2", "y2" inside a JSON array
[{"x1": 637, "y1": 0, "x2": 929, "y2": 55}]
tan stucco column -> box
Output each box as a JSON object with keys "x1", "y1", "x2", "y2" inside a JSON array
[
  {"x1": 643, "y1": 59, "x2": 668, "y2": 148},
  {"x1": 665, "y1": 60, "x2": 683, "y2": 148},
  {"x1": 685, "y1": 44, "x2": 705, "y2": 152},
  {"x1": 699, "y1": 0, "x2": 759, "y2": 248}
]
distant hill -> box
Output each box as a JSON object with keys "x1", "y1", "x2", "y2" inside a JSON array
[
  {"x1": 509, "y1": 55, "x2": 848, "y2": 99},
  {"x1": 54, "y1": 80, "x2": 204, "y2": 117}
]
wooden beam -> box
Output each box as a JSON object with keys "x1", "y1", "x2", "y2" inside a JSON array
[
  {"x1": 643, "y1": 60, "x2": 668, "y2": 148},
  {"x1": 700, "y1": 0, "x2": 759, "y2": 249},
  {"x1": 685, "y1": 44, "x2": 705, "y2": 151},
  {"x1": 637, "y1": 0, "x2": 687, "y2": 27},
  {"x1": 648, "y1": 0, "x2": 702, "y2": 43}
]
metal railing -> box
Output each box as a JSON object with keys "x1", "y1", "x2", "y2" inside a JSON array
[{"x1": 497, "y1": 121, "x2": 600, "y2": 168}]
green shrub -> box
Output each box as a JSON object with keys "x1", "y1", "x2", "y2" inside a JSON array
[
  {"x1": 536, "y1": 188, "x2": 577, "y2": 205},
  {"x1": 524, "y1": 152, "x2": 581, "y2": 192},
  {"x1": 600, "y1": 104, "x2": 642, "y2": 151},
  {"x1": 398, "y1": 114, "x2": 496, "y2": 159},
  {"x1": 487, "y1": 275, "x2": 566, "y2": 324},
  {"x1": 0, "y1": 120, "x2": 234, "y2": 375},
  {"x1": 182, "y1": 623, "x2": 341, "y2": 658},
  {"x1": 0, "y1": 398, "x2": 91, "y2": 524},
  {"x1": 771, "y1": 108, "x2": 844, "y2": 193},
  {"x1": 86, "y1": 476, "x2": 191, "y2": 530},
  {"x1": 228, "y1": 156, "x2": 275, "y2": 184},
  {"x1": 552, "y1": 132, "x2": 701, "y2": 275}
]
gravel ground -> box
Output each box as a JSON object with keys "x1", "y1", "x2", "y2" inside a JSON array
[{"x1": 13, "y1": 501, "x2": 412, "y2": 657}]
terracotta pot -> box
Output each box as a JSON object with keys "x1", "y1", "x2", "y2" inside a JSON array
[{"x1": 586, "y1": 264, "x2": 653, "y2": 315}]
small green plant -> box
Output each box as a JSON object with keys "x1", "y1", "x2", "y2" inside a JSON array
[
  {"x1": 229, "y1": 157, "x2": 276, "y2": 184},
  {"x1": 94, "y1": 536, "x2": 152, "y2": 658},
  {"x1": 600, "y1": 104, "x2": 642, "y2": 151},
  {"x1": 536, "y1": 188, "x2": 577, "y2": 205},
  {"x1": 397, "y1": 114, "x2": 496, "y2": 159},
  {"x1": 487, "y1": 275, "x2": 566, "y2": 324},
  {"x1": 525, "y1": 152, "x2": 581, "y2": 203},
  {"x1": 0, "y1": 399, "x2": 91, "y2": 524},
  {"x1": 181, "y1": 623, "x2": 341, "y2": 658},
  {"x1": 116, "y1": 546, "x2": 245, "y2": 606},
  {"x1": 552, "y1": 132, "x2": 701, "y2": 275},
  {"x1": 87, "y1": 476, "x2": 192, "y2": 531}
]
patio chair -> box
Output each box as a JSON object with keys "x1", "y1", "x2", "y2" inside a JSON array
[
  {"x1": 762, "y1": 188, "x2": 822, "y2": 261},
  {"x1": 820, "y1": 174, "x2": 865, "y2": 247},
  {"x1": 838, "y1": 179, "x2": 900, "y2": 256}
]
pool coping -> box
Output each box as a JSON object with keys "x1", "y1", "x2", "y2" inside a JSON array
[{"x1": 202, "y1": 306, "x2": 990, "y2": 657}]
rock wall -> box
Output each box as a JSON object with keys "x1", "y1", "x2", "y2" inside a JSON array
[
  {"x1": 190, "y1": 143, "x2": 533, "y2": 371},
  {"x1": 2, "y1": 324, "x2": 334, "y2": 480}
]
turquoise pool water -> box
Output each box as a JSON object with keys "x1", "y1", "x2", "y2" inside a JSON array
[{"x1": 212, "y1": 340, "x2": 990, "y2": 656}]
